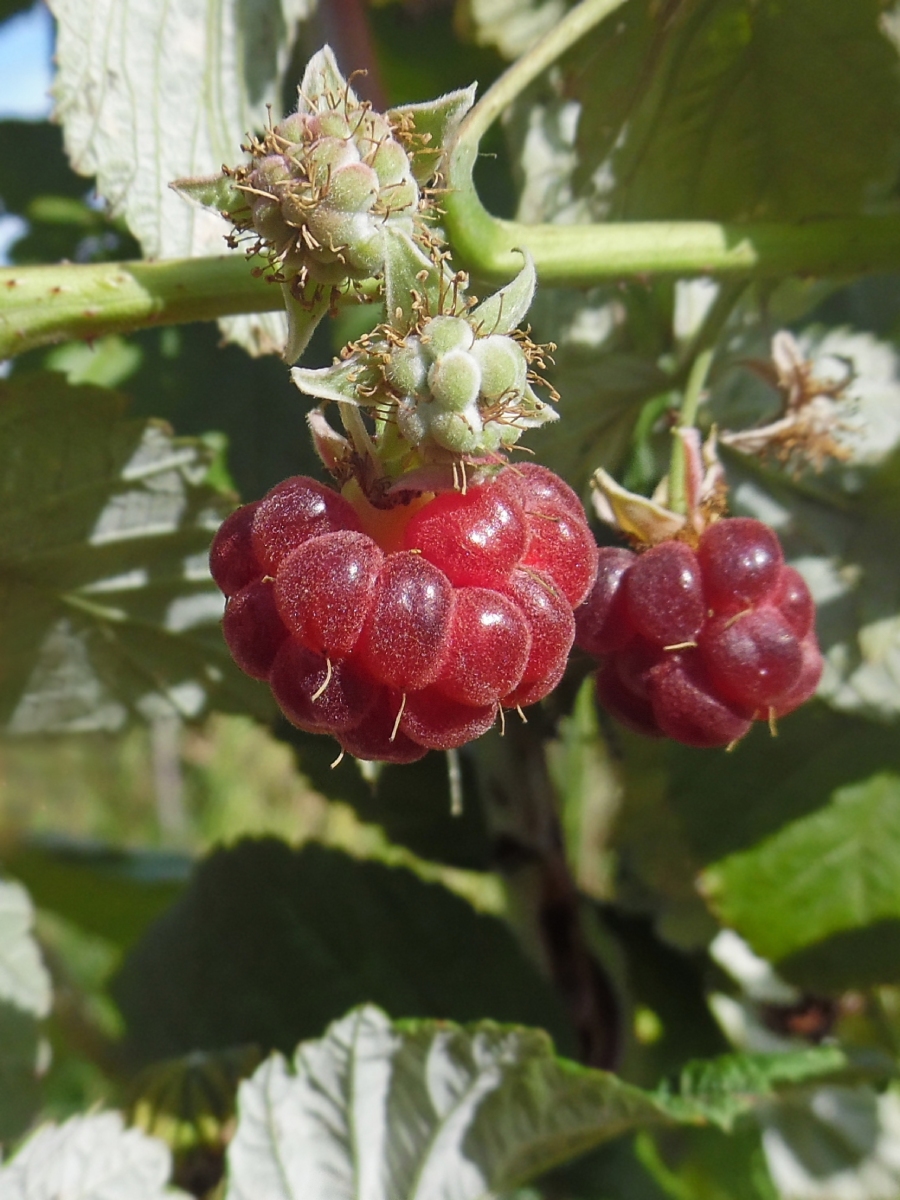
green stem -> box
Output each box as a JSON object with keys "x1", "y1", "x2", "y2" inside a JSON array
[
  {"x1": 444, "y1": 0, "x2": 629, "y2": 278},
  {"x1": 0, "y1": 256, "x2": 283, "y2": 360},
  {"x1": 668, "y1": 347, "x2": 714, "y2": 516},
  {"x1": 443, "y1": 0, "x2": 900, "y2": 286}
]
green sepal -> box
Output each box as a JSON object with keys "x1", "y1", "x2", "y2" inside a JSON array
[
  {"x1": 169, "y1": 172, "x2": 243, "y2": 218},
  {"x1": 299, "y1": 45, "x2": 351, "y2": 111},
  {"x1": 382, "y1": 226, "x2": 458, "y2": 330},
  {"x1": 291, "y1": 356, "x2": 382, "y2": 408},
  {"x1": 469, "y1": 250, "x2": 536, "y2": 336},
  {"x1": 281, "y1": 283, "x2": 332, "y2": 366},
  {"x1": 390, "y1": 85, "x2": 477, "y2": 184}
]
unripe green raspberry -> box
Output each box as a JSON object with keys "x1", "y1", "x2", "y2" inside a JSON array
[
  {"x1": 385, "y1": 343, "x2": 428, "y2": 396},
  {"x1": 323, "y1": 163, "x2": 380, "y2": 213},
  {"x1": 427, "y1": 349, "x2": 482, "y2": 412},
  {"x1": 429, "y1": 410, "x2": 484, "y2": 455},
  {"x1": 422, "y1": 315, "x2": 474, "y2": 358},
  {"x1": 228, "y1": 94, "x2": 420, "y2": 289},
  {"x1": 471, "y1": 334, "x2": 528, "y2": 401}
]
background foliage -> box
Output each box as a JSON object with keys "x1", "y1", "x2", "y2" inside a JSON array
[{"x1": 3, "y1": 0, "x2": 900, "y2": 1196}]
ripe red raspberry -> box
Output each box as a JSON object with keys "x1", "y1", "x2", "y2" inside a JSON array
[
  {"x1": 576, "y1": 517, "x2": 823, "y2": 749},
  {"x1": 211, "y1": 465, "x2": 596, "y2": 761}
]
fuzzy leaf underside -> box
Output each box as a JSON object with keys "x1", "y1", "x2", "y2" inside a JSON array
[
  {"x1": 0, "y1": 374, "x2": 271, "y2": 734},
  {"x1": 0, "y1": 1112, "x2": 184, "y2": 1199},
  {"x1": 48, "y1": 0, "x2": 310, "y2": 355},
  {"x1": 224, "y1": 1005, "x2": 849, "y2": 1200}
]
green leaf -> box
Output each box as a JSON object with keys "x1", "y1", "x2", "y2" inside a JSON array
[
  {"x1": 111, "y1": 839, "x2": 577, "y2": 1066},
  {"x1": 568, "y1": 0, "x2": 900, "y2": 221},
  {"x1": 223, "y1": 1005, "x2": 850, "y2": 1198},
  {"x1": 0, "y1": 1002, "x2": 43, "y2": 1144},
  {"x1": 0, "y1": 878, "x2": 51, "y2": 1018},
  {"x1": 0, "y1": 879, "x2": 50, "y2": 1142},
  {"x1": 291, "y1": 354, "x2": 382, "y2": 407},
  {"x1": 281, "y1": 725, "x2": 493, "y2": 871},
  {"x1": 0, "y1": 1112, "x2": 185, "y2": 1198},
  {"x1": 640, "y1": 1124, "x2": 778, "y2": 1200},
  {"x1": 224, "y1": 1005, "x2": 662, "y2": 1199},
  {"x1": 759, "y1": 1085, "x2": 900, "y2": 1199},
  {"x1": 4, "y1": 839, "x2": 188, "y2": 951},
  {"x1": 47, "y1": 0, "x2": 313, "y2": 354},
  {"x1": 702, "y1": 773, "x2": 900, "y2": 989},
  {"x1": 657, "y1": 1048, "x2": 848, "y2": 1131},
  {"x1": 0, "y1": 373, "x2": 272, "y2": 733}
]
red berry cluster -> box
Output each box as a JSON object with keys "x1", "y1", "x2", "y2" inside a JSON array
[
  {"x1": 575, "y1": 518, "x2": 823, "y2": 748},
  {"x1": 210, "y1": 465, "x2": 598, "y2": 762}
]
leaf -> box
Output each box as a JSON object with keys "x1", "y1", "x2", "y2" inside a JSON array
[
  {"x1": 291, "y1": 355, "x2": 382, "y2": 408},
  {"x1": 760, "y1": 1085, "x2": 900, "y2": 1200},
  {"x1": 0, "y1": 879, "x2": 51, "y2": 1018},
  {"x1": 658, "y1": 1048, "x2": 848, "y2": 1130},
  {"x1": 4, "y1": 838, "x2": 189, "y2": 951},
  {"x1": 0, "y1": 879, "x2": 50, "y2": 1142},
  {"x1": 223, "y1": 1004, "x2": 850, "y2": 1199},
  {"x1": 47, "y1": 0, "x2": 311, "y2": 354},
  {"x1": 224, "y1": 1005, "x2": 659, "y2": 1200},
  {"x1": 640, "y1": 1124, "x2": 779, "y2": 1200},
  {"x1": 0, "y1": 1111, "x2": 185, "y2": 1199},
  {"x1": 0, "y1": 1002, "x2": 43, "y2": 1144},
  {"x1": 0, "y1": 373, "x2": 273, "y2": 733},
  {"x1": 111, "y1": 839, "x2": 577, "y2": 1066},
  {"x1": 702, "y1": 773, "x2": 900, "y2": 989},
  {"x1": 458, "y1": 0, "x2": 567, "y2": 59},
  {"x1": 569, "y1": 0, "x2": 900, "y2": 222},
  {"x1": 279, "y1": 724, "x2": 493, "y2": 871}
]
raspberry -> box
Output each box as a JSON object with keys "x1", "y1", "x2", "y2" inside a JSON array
[
  {"x1": 403, "y1": 483, "x2": 528, "y2": 589},
  {"x1": 594, "y1": 661, "x2": 661, "y2": 739},
  {"x1": 624, "y1": 540, "x2": 706, "y2": 647},
  {"x1": 209, "y1": 501, "x2": 262, "y2": 597},
  {"x1": 697, "y1": 517, "x2": 783, "y2": 608},
  {"x1": 574, "y1": 547, "x2": 637, "y2": 656},
  {"x1": 354, "y1": 553, "x2": 455, "y2": 691},
  {"x1": 499, "y1": 569, "x2": 575, "y2": 708},
  {"x1": 274, "y1": 531, "x2": 383, "y2": 658},
  {"x1": 699, "y1": 607, "x2": 803, "y2": 709},
  {"x1": 337, "y1": 695, "x2": 429, "y2": 765},
  {"x1": 221, "y1": 579, "x2": 288, "y2": 680},
  {"x1": 252, "y1": 476, "x2": 362, "y2": 574},
  {"x1": 399, "y1": 688, "x2": 498, "y2": 751},
  {"x1": 648, "y1": 652, "x2": 753, "y2": 749},
  {"x1": 269, "y1": 639, "x2": 377, "y2": 733},
  {"x1": 211, "y1": 466, "x2": 594, "y2": 761},
  {"x1": 435, "y1": 588, "x2": 532, "y2": 706},
  {"x1": 577, "y1": 517, "x2": 822, "y2": 748}
]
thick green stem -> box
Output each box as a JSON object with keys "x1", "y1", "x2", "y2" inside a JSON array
[
  {"x1": 443, "y1": 0, "x2": 900, "y2": 286},
  {"x1": 0, "y1": 256, "x2": 283, "y2": 360}
]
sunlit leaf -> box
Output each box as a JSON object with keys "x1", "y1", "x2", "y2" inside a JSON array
[
  {"x1": 112, "y1": 839, "x2": 576, "y2": 1066},
  {"x1": 0, "y1": 1111, "x2": 185, "y2": 1198},
  {"x1": 223, "y1": 1004, "x2": 848, "y2": 1199},
  {"x1": 47, "y1": 0, "x2": 314, "y2": 354},
  {"x1": 0, "y1": 373, "x2": 272, "y2": 733}
]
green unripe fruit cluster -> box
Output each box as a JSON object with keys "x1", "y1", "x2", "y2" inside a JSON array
[
  {"x1": 385, "y1": 315, "x2": 536, "y2": 456},
  {"x1": 241, "y1": 108, "x2": 419, "y2": 286}
]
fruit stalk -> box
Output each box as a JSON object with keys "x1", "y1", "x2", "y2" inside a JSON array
[{"x1": 475, "y1": 718, "x2": 621, "y2": 1069}]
